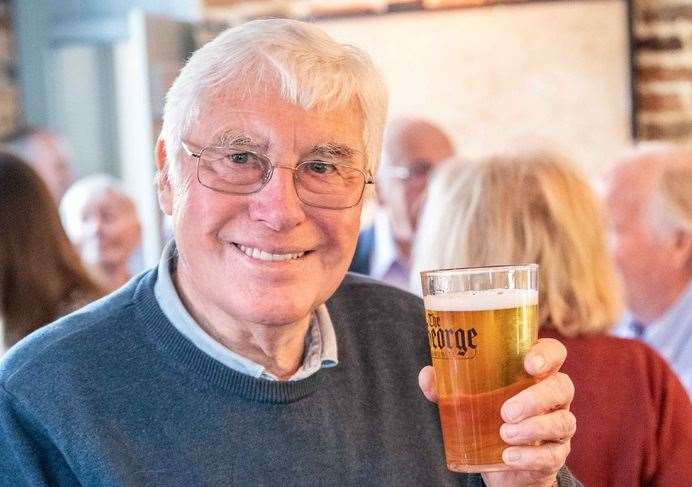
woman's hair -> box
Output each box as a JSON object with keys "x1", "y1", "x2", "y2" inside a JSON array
[
  {"x1": 0, "y1": 151, "x2": 103, "y2": 348},
  {"x1": 412, "y1": 151, "x2": 622, "y2": 337},
  {"x1": 161, "y1": 18, "x2": 389, "y2": 189}
]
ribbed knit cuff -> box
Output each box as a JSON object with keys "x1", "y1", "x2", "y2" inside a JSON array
[
  {"x1": 472, "y1": 465, "x2": 582, "y2": 487},
  {"x1": 556, "y1": 465, "x2": 583, "y2": 486}
]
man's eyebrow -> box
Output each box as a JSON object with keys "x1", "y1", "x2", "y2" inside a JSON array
[
  {"x1": 309, "y1": 143, "x2": 358, "y2": 159},
  {"x1": 212, "y1": 132, "x2": 270, "y2": 152}
]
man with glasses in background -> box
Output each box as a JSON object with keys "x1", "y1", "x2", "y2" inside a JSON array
[
  {"x1": 0, "y1": 19, "x2": 579, "y2": 486},
  {"x1": 350, "y1": 117, "x2": 454, "y2": 290}
]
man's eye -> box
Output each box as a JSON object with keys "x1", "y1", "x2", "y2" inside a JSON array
[
  {"x1": 228, "y1": 153, "x2": 251, "y2": 164},
  {"x1": 307, "y1": 161, "x2": 335, "y2": 174},
  {"x1": 410, "y1": 162, "x2": 433, "y2": 177}
]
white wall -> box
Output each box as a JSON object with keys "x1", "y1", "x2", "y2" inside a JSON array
[{"x1": 317, "y1": 0, "x2": 633, "y2": 177}]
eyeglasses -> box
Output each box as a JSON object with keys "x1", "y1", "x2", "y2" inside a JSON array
[
  {"x1": 380, "y1": 162, "x2": 433, "y2": 182},
  {"x1": 182, "y1": 142, "x2": 374, "y2": 210}
]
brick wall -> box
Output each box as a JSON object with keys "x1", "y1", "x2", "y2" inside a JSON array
[
  {"x1": 634, "y1": 0, "x2": 692, "y2": 142},
  {"x1": 0, "y1": 0, "x2": 20, "y2": 137}
]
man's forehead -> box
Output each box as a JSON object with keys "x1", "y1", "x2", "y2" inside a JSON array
[
  {"x1": 383, "y1": 122, "x2": 451, "y2": 165},
  {"x1": 605, "y1": 165, "x2": 658, "y2": 216},
  {"x1": 195, "y1": 93, "x2": 365, "y2": 151},
  {"x1": 203, "y1": 86, "x2": 362, "y2": 121},
  {"x1": 384, "y1": 139, "x2": 450, "y2": 168},
  {"x1": 609, "y1": 157, "x2": 661, "y2": 193},
  {"x1": 84, "y1": 189, "x2": 134, "y2": 211}
]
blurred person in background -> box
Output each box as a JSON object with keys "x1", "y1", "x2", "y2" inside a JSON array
[
  {"x1": 0, "y1": 151, "x2": 103, "y2": 354},
  {"x1": 0, "y1": 20, "x2": 578, "y2": 486},
  {"x1": 1, "y1": 126, "x2": 75, "y2": 201},
  {"x1": 349, "y1": 116, "x2": 454, "y2": 289},
  {"x1": 603, "y1": 144, "x2": 692, "y2": 396},
  {"x1": 412, "y1": 152, "x2": 692, "y2": 486},
  {"x1": 60, "y1": 174, "x2": 143, "y2": 292}
]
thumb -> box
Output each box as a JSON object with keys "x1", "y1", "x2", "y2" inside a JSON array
[{"x1": 418, "y1": 366, "x2": 438, "y2": 403}]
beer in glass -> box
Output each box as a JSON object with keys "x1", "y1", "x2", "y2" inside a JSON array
[{"x1": 420, "y1": 264, "x2": 538, "y2": 473}]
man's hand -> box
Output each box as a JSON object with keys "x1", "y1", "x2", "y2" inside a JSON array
[{"x1": 419, "y1": 338, "x2": 575, "y2": 487}]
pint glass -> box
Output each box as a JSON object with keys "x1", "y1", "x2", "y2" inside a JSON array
[{"x1": 420, "y1": 264, "x2": 538, "y2": 473}]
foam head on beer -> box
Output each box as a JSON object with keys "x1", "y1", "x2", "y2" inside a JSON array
[{"x1": 424, "y1": 289, "x2": 539, "y2": 312}]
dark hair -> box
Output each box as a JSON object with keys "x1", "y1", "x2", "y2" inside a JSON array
[{"x1": 0, "y1": 151, "x2": 103, "y2": 348}]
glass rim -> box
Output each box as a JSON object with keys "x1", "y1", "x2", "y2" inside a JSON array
[{"x1": 420, "y1": 263, "x2": 538, "y2": 279}]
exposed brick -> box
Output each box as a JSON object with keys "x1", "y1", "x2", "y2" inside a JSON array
[
  {"x1": 635, "y1": 35, "x2": 683, "y2": 51},
  {"x1": 638, "y1": 65, "x2": 692, "y2": 82},
  {"x1": 639, "y1": 121, "x2": 692, "y2": 140},
  {"x1": 640, "y1": 4, "x2": 692, "y2": 22},
  {"x1": 0, "y1": 6, "x2": 18, "y2": 136},
  {"x1": 308, "y1": 3, "x2": 385, "y2": 18},
  {"x1": 388, "y1": 0, "x2": 423, "y2": 13},
  {"x1": 422, "y1": 0, "x2": 489, "y2": 8},
  {"x1": 638, "y1": 92, "x2": 684, "y2": 111}
]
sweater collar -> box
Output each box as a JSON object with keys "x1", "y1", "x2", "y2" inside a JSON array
[{"x1": 133, "y1": 269, "x2": 327, "y2": 404}]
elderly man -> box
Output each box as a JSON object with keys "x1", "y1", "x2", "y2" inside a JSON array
[
  {"x1": 1, "y1": 126, "x2": 75, "y2": 201},
  {"x1": 604, "y1": 143, "x2": 692, "y2": 395},
  {"x1": 0, "y1": 20, "x2": 578, "y2": 486},
  {"x1": 60, "y1": 174, "x2": 143, "y2": 292},
  {"x1": 349, "y1": 117, "x2": 454, "y2": 289}
]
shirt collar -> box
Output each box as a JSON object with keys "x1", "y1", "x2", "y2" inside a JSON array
[
  {"x1": 153, "y1": 240, "x2": 338, "y2": 381},
  {"x1": 635, "y1": 281, "x2": 692, "y2": 336},
  {"x1": 370, "y1": 209, "x2": 401, "y2": 279}
]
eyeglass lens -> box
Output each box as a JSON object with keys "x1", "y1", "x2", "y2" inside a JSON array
[{"x1": 196, "y1": 146, "x2": 367, "y2": 209}]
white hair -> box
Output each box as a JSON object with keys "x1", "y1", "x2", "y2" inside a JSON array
[
  {"x1": 619, "y1": 142, "x2": 692, "y2": 238},
  {"x1": 660, "y1": 164, "x2": 692, "y2": 232},
  {"x1": 160, "y1": 18, "x2": 388, "y2": 189},
  {"x1": 59, "y1": 174, "x2": 135, "y2": 241}
]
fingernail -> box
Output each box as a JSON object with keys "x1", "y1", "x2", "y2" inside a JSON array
[
  {"x1": 504, "y1": 402, "x2": 524, "y2": 421},
  {"x1": 530, "y1": 355, "x2": 545, "y2": 373},
  {"x1": 502, "y1": 424, "x2": 518, "y2": 439},
  {"x1": 504, "y1": 449, "x2": 521, "y2": 463}
]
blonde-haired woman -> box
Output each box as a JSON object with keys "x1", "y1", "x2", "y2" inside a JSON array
[{"x1": 412, "y1": 152, "x2": 691, "y2": 486}]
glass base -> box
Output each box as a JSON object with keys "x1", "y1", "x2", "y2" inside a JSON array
[{"x1": 448, "y1": 462, "x2": 511, "y2": 473}]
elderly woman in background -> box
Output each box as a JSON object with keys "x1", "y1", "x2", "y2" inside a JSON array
[
  {"x1": 0, "y1": 152, "x2": 103, "y2": 353},
  {"x1": 412, "y1": 152, "x2": 692, "y2": 486},
  {"x1": 60, "y1": 174, "x2": 142, "y2": 292}
]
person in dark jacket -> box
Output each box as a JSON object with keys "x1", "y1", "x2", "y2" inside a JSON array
[{"x1": 350, "y1": 117, "x2": 453, "y2": 290}]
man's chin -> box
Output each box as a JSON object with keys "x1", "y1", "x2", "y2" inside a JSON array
[
  {"x1": 236, "y1": 307, "x2": 314, "y2": 329},
  {"x1": 96, "y1": 256, "x2": 128, "y2": 269}
]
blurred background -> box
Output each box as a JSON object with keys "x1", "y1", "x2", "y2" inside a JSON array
[{"x1": 0, "y1": 0, "x2": 690, "y2": 267}]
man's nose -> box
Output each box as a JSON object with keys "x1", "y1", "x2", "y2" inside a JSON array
[
  {"x1": 247, "y1": 165, "x2": 306, "y2": 231},
  {"x1": 92, "y1": 218, "x2": 111, "y2": 239}
]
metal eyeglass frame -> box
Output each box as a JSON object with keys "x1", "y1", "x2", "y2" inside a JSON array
[{"x1": 181, "y1": 141, "x2": 374, "y2": 210}]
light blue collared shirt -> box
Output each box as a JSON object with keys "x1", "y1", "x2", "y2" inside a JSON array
[
  {"x1": 614, "y1": 282, "x2": 692, "y2": 397},
  {"x1": 369, "y1": 210, "x2": 410, "y2": 291},
  {"x1": 153, "y1": 241, "x2": 338, "y2": 381}
]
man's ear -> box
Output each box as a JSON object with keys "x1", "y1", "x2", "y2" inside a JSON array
[
  {"x1": 673, "y1": 230, "x2": 692, "y2": 271},
  {"x1": 375, "y1": 186, "x2": 384, "y2": 205},
  {"x1": 374, "y1": 174, "x2": 385, "y2": 205},
  {"x1": 155, "y1": 137, "x2": 173, "y2": 216}
]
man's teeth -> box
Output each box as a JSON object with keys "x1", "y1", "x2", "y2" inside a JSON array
[{"x1": 237, "y1": 244, "x2": 305, "y2": 262}]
